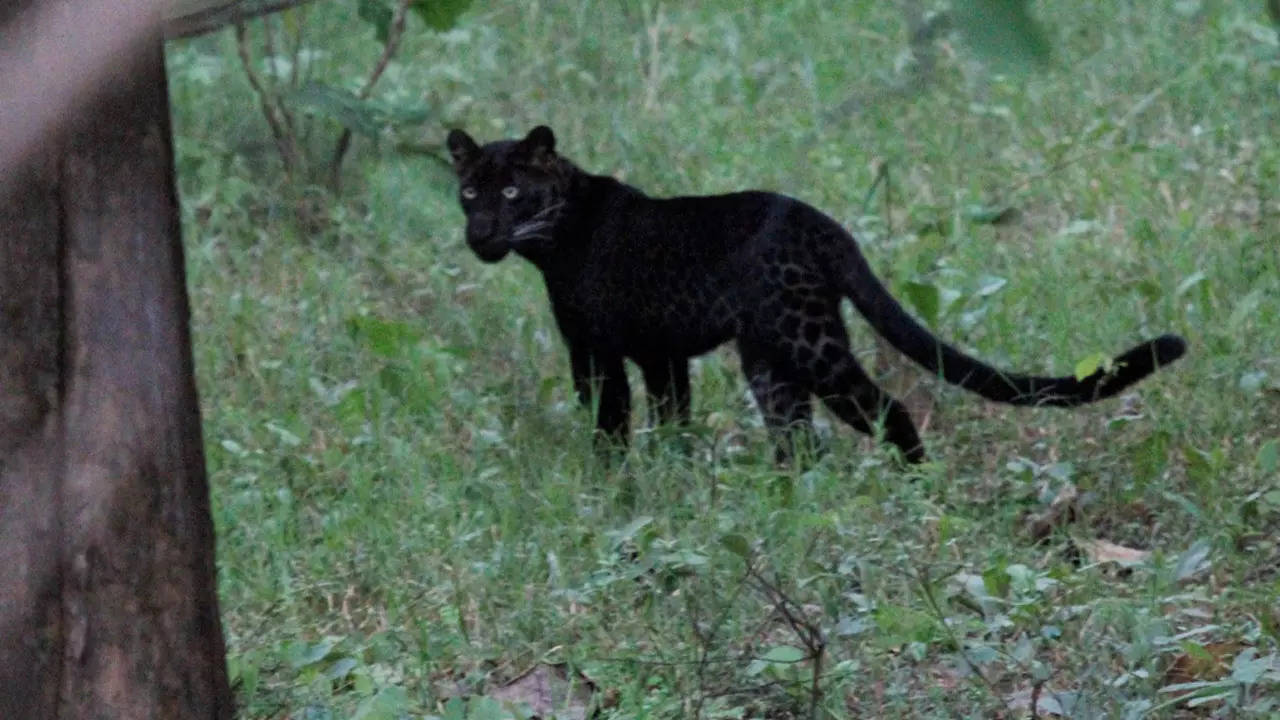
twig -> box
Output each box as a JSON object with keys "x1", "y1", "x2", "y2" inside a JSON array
[
  {"x1": 748, "y1": 568, "x2": 826, "y2": 720},
  {"x1": 689, "y1": 557, "x2": 758, "y2": 718},
  {"x1": 233, "y1": 21, "x2": 298, "y2": 177},
  {"x1": 808, "y1": 631, "x2": 823, "y2": 720},
  {"x1": 260, "y1": 13, "x2": 297, "y2": 134},
  {"x1": 261, "y1": 10, "x2": 278, "y2": 80},
  {"x1": 859, "y1": 160, "x2": 889, "y2": 216},
  {"x1": 913, "y1": 563, "x2": 1011, "y2": 714},
  {"x1": 330, "y1": 0, "x2": 411, "y2": 192},
  {"x1": 355, "y1": 3, "x2": 409, "y2": 99},
  {"x1": 288, "y1": 4, "x2": 305, "y2": 89}
]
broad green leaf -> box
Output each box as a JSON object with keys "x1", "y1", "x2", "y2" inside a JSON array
[
  {"x1": 1073, "y1": 351, "x2": 1109, "y2": 381},
  {"x1": 442, "y1": 697, "x2": 467, "y2": 720},
  {"x1": 1045, "y1": 462, "x2": 1073, "y2": 482},
  {"x1": 1173, "y1": 538, "x2": 1211, "y2": 582},
  {"x1": 289, "y1": 83, "x2": 432, "y2": 139},
  {"x1": 465, "y1": 696, "x2": 505, "y2": 720},
  {"x1": 939, "y1": 286, "x2": 963, "y2": 316},
  {"x1": 290, "y1": 637, "x2": 340, "y2": 669},
  {"x1": 656, "y1": 550, "x2": 708, "y2": 568},
  {"x1": 607, "y1": 516, "x2": 653, "y2": 550},
  {"x1": 1011, "y1": 634, "x2": 1034, "y2": 662},
  {"x1": 902, "y1": 280, "x2": 940, "y2": 327},
  {"x1": 352, "y1": 686, "x2": 409, "y2": 720},
  {"x1": 835, "y1": 616, "x2": 869, "y2": 637},
  {"x1": 1175, "y1": 639, "x2": 1220, "y2": 665},
  {"x1": 1258, "y1": 439, "x2": 1278, "y2": 475},
  {"x1": 411, "y1": 0, "x2": 475, "y2": 31},
  {"x1": 366, "y1": 96, "x2": 433, "y2": 125},
  {"x1": 357, "y1": 0, "x2": 393, "y2": 44},
  {"x1": 761, "y1": 645, "x2": 807, "y2": 664},
  {"x1": 1230, "y1": 648, "x2": 1271, "y2": 684},
  {"x1": 953, "y1": 0, "x2": 1051, "y2": 70},
  {"x1": 981, "y1": 564, "x2": 1010, "y2": 598},
  {"x1": 719, "y1": 533, "x2": 750, "y2": 559},
  {"x1": 747, "y1": 644, "x2": 807, "y2": 676},
  {"x1": 326, "y1": 657, "x2": 359, "y2": 680},
  {"x1": 291, "y1": 83, "x2": 382, "y2": 138}
]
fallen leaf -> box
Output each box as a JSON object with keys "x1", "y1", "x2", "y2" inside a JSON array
[
  {"x1": 1076, "y1": 537, "x2": 1151, "y2": 566},
  {"x1": 1164, "y1": 641, "x2": 1247, "y2": 686},
  {"x1": 488, "y1": 663, "x2": 597, "y2": 720}
]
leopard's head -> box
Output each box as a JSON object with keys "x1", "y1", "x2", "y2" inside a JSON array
[{"x1": 446, "y1": 125, "x2": 570, "y2": 263}]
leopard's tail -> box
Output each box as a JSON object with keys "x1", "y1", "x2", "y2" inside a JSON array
[{"x1": 831, "y1": 238, "x2": 1186, "y2": 407}]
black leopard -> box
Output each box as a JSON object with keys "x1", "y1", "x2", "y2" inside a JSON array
[{"x1": 445, "y1": 125, "x2": 1186, "y2": 463}]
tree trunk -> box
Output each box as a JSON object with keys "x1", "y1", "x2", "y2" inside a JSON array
[{"x1": 0, "y1": 4, "x2": 233, "y2": 718}]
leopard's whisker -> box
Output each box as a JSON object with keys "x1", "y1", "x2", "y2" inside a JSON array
[{"x1": 531, "y1": 201, "x2": 565, "y2": 219}]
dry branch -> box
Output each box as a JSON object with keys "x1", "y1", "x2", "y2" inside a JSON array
[{"x1": 329, "y1": 0, "x2": 413, "y2": 191}]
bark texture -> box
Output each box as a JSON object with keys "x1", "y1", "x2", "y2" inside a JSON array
[{"x1": 0, "y1": 4, "x2": 232, "y2": 717}]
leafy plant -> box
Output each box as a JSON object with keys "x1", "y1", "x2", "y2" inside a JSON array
[{"x1": 227, "y1": 0, "x2": 473, "y2": 193}]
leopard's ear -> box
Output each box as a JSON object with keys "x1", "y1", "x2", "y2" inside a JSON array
[
  {"x1": 522, "y1": 125, "x2": 556, "y2": 153},
  {"x1": 518, "y1": 125, "x2": 556, "y2": 167},
  {"x1": 446, "y1": 129, "x2": 480, "y2": 172}
]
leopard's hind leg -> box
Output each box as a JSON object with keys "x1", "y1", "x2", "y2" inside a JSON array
[
  {"x1": 740, "y1": 346, "x2": 814, "y2": 463},
  {"x1": 743, "y1": 296, "x2": 926, "y2": 463}
]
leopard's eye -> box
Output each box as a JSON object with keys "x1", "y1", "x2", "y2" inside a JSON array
[
  {"x1": 461, "y1": 187, "x2": 478, "y2": 200},
  {"x1": 501, "y1": 186, "x2": 519, "y2": 199}
]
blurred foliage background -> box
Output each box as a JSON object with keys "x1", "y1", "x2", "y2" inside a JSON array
[{"x1": 166, "y1": 1, "x2": 1280, "y2": 717}]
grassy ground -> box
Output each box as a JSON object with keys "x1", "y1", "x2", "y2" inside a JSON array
[{"x1": 167, "y1": 1, "x2": 1280, "y2": 717}]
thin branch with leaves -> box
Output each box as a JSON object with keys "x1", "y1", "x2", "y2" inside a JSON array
[{"x1": 329, "y1": 0, "x2": 413, "y2": 192}]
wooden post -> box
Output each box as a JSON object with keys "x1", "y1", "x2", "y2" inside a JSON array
[{"x1": 0, "y1": 2, "x2": 233, "y2": 717}]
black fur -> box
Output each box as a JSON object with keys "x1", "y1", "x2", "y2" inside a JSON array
[{"x1": 446, "y1": 125, "x2": 1186, "y2": 463}]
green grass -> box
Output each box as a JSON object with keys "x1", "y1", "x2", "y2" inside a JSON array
[{"x1": 168, "y1": 1, "x2": 1280, "y2": 717}]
